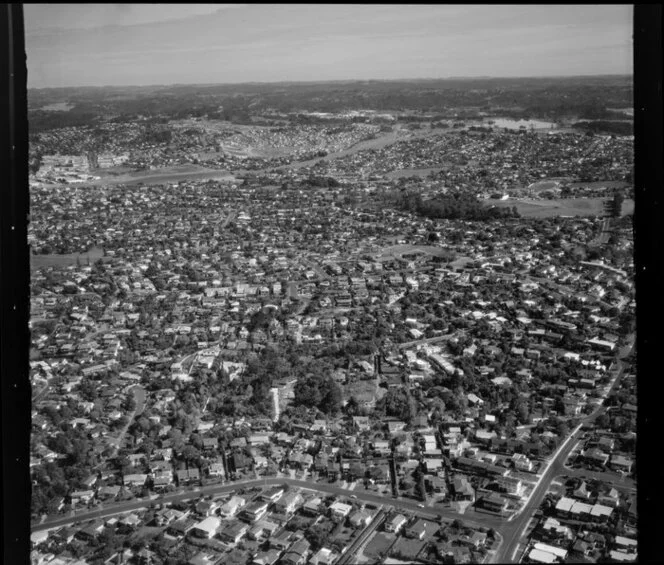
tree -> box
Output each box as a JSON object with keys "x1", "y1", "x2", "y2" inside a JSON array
[
  {"x1": 414, "y1": 466, "x2": 427, "y2": 501},
  {"x1": 181, "y1": 445, "x2": 200, "y2": 465},
  {"x1": 304, "y1": 525, "x2": 329, "y2": 551},
  {"x1": 345, "y1": 396, "x2": 359, "y2": 417},
  {"x1": 293, "y1": 374, "x2": 342, "y2": 415},
  {"x1": 452, "y1": 518, "x2": 464, "y2": 531}
]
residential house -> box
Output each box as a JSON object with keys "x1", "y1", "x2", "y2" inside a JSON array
[
  {"x1": 281, "y1": 538, "x2": 311, "y2": 565},
  {"x1": 329, "y1": 501, "x2": 352, "y2": 522},
  {"x1": 191, "y1": 517, "x2": 221, "y2": 539},
  {"x1": 219, "y1": 521, "x2": 249, "y2": 544},
  {"x1": 405, "y1": 519, "x2": 438, "y2": 540},
  {"x1": 240, "y1": 500, "x2": 269, "y2": 522},
  {"x1": 385, "y1": 513, "x2": 408, "y2": 534}
]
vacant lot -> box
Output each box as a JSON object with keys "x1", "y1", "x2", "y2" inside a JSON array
[{"x1": 492, "y1": 197, "x2": 634, "y2": 218}]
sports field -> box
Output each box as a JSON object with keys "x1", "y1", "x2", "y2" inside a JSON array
[
  {"x1": 30, "y1": 246, "x2": 105, "y2": 270},
  {"x1": 492, "y1": 197, "x2": 634, "y2": 218}
]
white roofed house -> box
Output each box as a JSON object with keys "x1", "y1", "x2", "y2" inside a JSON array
[
  {"x1": 385, "y1": 513, "x2": 408, "y2": 533},
  {"x1": 310, "y1": 547, "x2": 339, "y2": 565},
  {"x1": 123, "y1": 473, "x2": 148, "y2": 489},
  {"x1": 70, "y1": 490, "x2": 95, "y2": 506},
  {"x1": 248, "y1": 519, "x2": 280, "y2": 541},
  {"x1": 609, "y1": 454, "x2": 633, "y2": 474},
  {"x1": 329, "y1": 501, "x2": 352, "y2": 522},
  {"x1": 467, "y1": 393, "x2": 483, "y2": 405},
  {"x1": 191, "y1": 516, "x2": 221, "y2": 539},
  {"x1": 220, "y1": 495, "x2": 246, "y2": 517},
  {"x1": 512, "y1": 453, "x2": 533, "y2": 472},
  {"x1": 240, "y1": 499, "x2": 269, "y2": 522},
  {"x1": 528, "y1": 542, "x2": 568, "y2": 564},
  {"x1": 208, "y1": 461, "x2": 225, "y2": 477},
  {"x1": 540, "y1": 517, "x2": 574, "y2": 543},
  {"x1": 261, "y1": 486, "x2": 285, "y2": 503},
  {"x1": 349, "y1": 508, "x2": 374, "y2": 528},
  {"x1": 273, "y1": 491, "x2": 304, "y2": 514}
]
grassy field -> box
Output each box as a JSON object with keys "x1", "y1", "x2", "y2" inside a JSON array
[
  {"x1": 491, "y1": 197, "x2": 634, "y2": 218},
  {"x1": 377, "y1": 244, "x2": 456, "y2": 260},
  {"x1": 568, "y1": 180, "x2": 631, "y2": 189},
  {"x1": 94, "y1": 165, "x2": 236, "y2": 186},
  {"x1": 30, "y1": 246, "x2": 105, "y2": 270},
  {"x1": 385, "y1": 167, "x2": 448, "y2": 179}
]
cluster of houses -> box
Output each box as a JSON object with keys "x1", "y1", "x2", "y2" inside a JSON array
[
  {"x1": 304, "y1": 128, "x2": 632, "y2": 194},
  {"x1": 29, "y1": 166, "x2": 634, "y2": 517},
  {"x1": 31, "y1": 481, "x2": 500, "y2": 565},
  {"x1": 522, "y1": 484, "x2": 637, "y2": 564},
  {"x1": 28, "y1": 106, "x2": 635, "y2": 565},
  {"x1": 30, "y1": 120, "x2": 385, "y2": 185}
]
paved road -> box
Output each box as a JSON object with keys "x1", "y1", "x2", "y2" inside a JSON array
[
  {"x1": 493, "y1": 422, "x2": 585, "y2": 563},
  {"x1": 34, "y1": 333, "x2": 636, "y2": 562},
  {"x1": 108, "y1": 385, "x2": 146, "y2": 458},
  {"x1": 32, "y1": 476, "x2": 502, "y2": 534},
  {"x1": 493, "y1": 338, "x2": 634, "y2": 562},
  {"x1": 562, "y1": 467, "x2": 636, "y2": 492},
  {"x1": 397, "y1": 330, "x2": 466, "y2": 350}
]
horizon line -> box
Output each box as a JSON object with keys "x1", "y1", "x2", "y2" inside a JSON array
[{"x1": 28, "y1": 73, "x2": 634, "y2": 92}]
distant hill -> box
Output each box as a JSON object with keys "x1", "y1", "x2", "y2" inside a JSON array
[{"x1": 28, "y1": 75, "x2": 632, "y2": 133}]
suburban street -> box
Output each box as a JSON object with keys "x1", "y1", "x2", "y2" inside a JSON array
[
  {"x1": 108, "y1": 385, "x2": 146, "y2": 458},
  {"x1": 492, "y1": 336, "x2": 634, "y2": 562},
  {"x1": 32, "y1": 336, "x2": 635, "y2": 563},
  {"x1": 32, "y1": 476, "x2": 508, "y2": 534}
]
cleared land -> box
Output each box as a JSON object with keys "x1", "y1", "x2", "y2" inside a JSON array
[{"x1": 491, "y1": 197, "x2": 634, "y2": 218}]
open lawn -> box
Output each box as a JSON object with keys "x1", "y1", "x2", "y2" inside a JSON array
[
  {"x1": 385, "y1": 167, "x2": 448, "y2": 179},
  {"x1": 31, "y1": 246, "x2": 105, "y2": 270},
  {"x1": 491, "y1": 197, "x2": 634, "y2": 218},
  {"x1": 89, "y1": 164, "x2": 235, "y2": 186},
  {"x1": 377, "y1": 244, "x2": 456, "y2": 260},
  {"x1": 363, "y1": 532, "x2": 396, "y2": 560}
]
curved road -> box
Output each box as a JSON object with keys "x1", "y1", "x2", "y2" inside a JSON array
[
  {"x1": 33, "y1": 335, "x2": 634, "y2": 565},
  {"x1": 108, "y1": 385, "x2": 146, "y2": 458},
  {"x1": 33, "y1": 476, "x2": 505, "y2": 534}
]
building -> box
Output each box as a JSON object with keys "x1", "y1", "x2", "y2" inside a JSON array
[
  {"x1": 220, "y1": 495, "x2": 246, "y2": 517},
  {"x1": 219, "y1": 521, "x2": 249, "y2": 544},
  {"x1": 481, "y1": 492, "x2": 508, "y2": 513},
  {"x1": 385, "y1": 513, "x2": 408, "y2": 533},
  {"x1": 405, "y1": 519, "x2": 437, "y2": 540},
  {"x1": 192, "y1": 517, "x2": 221, "y2": 539},
  {"x1": 241, "y1": 500, "x2": 269, "y2": 522},
  {"x1": 274, "y1": 492, "x2": 303, "y2": 514},
  {"x1": 329, "y1": 501, "x2": 352, "y2": 521},
  {"x1": 281, "y1": 538, "x2": 311, "y2": 565}
]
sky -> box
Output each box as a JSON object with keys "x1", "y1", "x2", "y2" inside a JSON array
[{"x1": 24, "y1": 4, "x2": 633, "y2": 89}]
